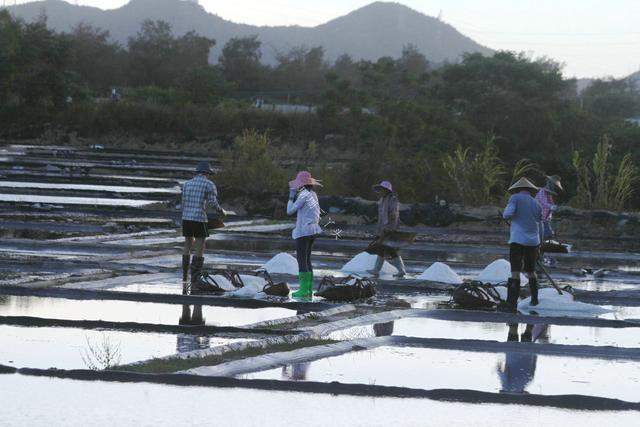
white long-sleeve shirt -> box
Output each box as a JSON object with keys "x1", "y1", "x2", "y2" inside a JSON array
[{"x1": 287, "y1": 188, "x2": 322, "y2": 239}]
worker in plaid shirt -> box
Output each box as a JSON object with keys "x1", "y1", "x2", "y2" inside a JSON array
[
  {"x1": 535, "y1": 175, "x2": 563, "y2": 240},
  {"x1": 181, "y1": 161, "x2": 221, "y2": 290}
]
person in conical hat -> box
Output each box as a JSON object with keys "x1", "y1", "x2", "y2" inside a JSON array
[
  {"x1": 498, "y1": 177, "x2": 543, "y2": 313},
  {"x1": 535, "y1": 175, "x2": 563, "y2": 241}
]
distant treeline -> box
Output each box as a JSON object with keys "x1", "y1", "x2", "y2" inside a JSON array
[{"x1": 1, "y1": 11, "x2": 640, "y2": 209}]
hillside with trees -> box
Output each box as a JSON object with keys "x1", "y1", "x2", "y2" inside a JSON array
[{"x1": 1, "y1": 10, "x2": 639, "y2": 210}]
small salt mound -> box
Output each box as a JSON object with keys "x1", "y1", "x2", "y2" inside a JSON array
[
  {"x1": 262, "y1": 253, "x2": 298, "y2": 275},
  {"x1": 341, "y1": 252, "x2": 397, "y2": 275},
  {"x1": 417, "y1": 262, "x2": 463, "y2": 285},
  {"x1": 477, "y1": 259, "x2": 528, "y2": 284},
  {"x1": 518, "y1": 288, "x2": 612, "y2": 317}
]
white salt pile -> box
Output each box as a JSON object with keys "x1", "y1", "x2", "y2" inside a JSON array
[
  {"x1": 262, "y1": 253, "x2": 299, "y2": 275},
  {"x1": 341, "y1": 252, "x2": 397, "y2": 275},
  {"x1": 477, "y1": 259, "x2": 528, "y2": 284},
  {"x1": 417, "y1": 262, "x2": 463, "y2": 285},
  {"x1": 518, "y1": 288, "x2": 612, "y2": 317}
]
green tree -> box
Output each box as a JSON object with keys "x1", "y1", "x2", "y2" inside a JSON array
[
  {"x1": 13, "y1": 15, "x2": 71, "y2": 107},
  {"x1": 65, "y1": 23, "x2": 125, "y2": 94},
  {"x1": 219, "y1": 35, "x2": 264, "y2": 92},
  {"x1": 0, "y1": 10, "x2": 22, "y2": 104}
]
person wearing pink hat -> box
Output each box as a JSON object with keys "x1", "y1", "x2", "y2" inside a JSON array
[
  {"x1": 287, "y1": 171, "x2": 323, "y2": 298},
  {"x1": 367, "y1": 180, "x2": 407, "y2": 278}
]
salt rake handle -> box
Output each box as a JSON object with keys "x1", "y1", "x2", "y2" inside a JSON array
[{"x1": 537, "y1": 260, "x2": 563, "y2": 295}]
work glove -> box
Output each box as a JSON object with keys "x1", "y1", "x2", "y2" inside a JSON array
[{"x1": 289, "y1": 188, "x2": 297, "y2": 200}]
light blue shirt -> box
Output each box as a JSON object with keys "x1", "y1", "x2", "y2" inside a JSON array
[{"x1": 503, "y1": 191, "x2": 543, "y2": 246}]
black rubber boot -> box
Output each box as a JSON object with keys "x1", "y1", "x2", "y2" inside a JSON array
[
  {"x1": 190, "y1": 255, "x2": 205, "y2": 290},
  {"x1": 506, "y1": 278, "x2": 521, "y2": 313},
  {"x1": 507, "y1": 324, "x2": 519, "y2": 342},
  {"x1": 182, "y1": 255, "x2": 190, "y2": 282},
  {"x1": 529, "y1": 277, "x2": 539, "y2": 306},
  {"x1": 521, "y1": 324, "x2": 534, "y2": 342}
]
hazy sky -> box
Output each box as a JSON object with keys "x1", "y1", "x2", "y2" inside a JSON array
[{"x1": 11, "y1": 0, "x2": 640, "y2": 78}]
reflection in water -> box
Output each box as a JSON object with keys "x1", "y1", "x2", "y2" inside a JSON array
[
  {"x1": 282, "y1": 363, "x2": 311, "y2": 381},
  {"x1": 177, "y1": 305, "x2": 210, "y2": 353},
  {"x1": 280, "y1": 321, "x2": 396, "y2": 381},
  {"x1": 373, "y1": 321, "x2": 395, "y2": 337},
  {"x1": 497, "y1": 323, "x2": 549, "y2": 394}
]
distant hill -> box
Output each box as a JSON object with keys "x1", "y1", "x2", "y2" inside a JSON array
[
  {"x1": 629, "y1": 70, "x2": 640, "y2": 90},
  {"x1": 8, "y1": 0, "x2": 493, "y2": 64}
]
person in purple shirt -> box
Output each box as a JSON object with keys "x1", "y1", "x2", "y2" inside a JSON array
[{"x1": 499, "y1": 178, "x2": 543, "y2": 312}]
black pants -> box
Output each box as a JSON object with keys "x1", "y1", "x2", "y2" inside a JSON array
[
  {"x1": 295, "y1": 236, "x2": 316, "y2": 273},
  {"x1": 509, "y1": 243, "x2": 539, "y2": 273}
]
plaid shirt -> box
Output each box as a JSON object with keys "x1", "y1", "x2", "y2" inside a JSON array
[
  {"x1": 181, "y1": 174, "x2": 220, "y2": 223},
  {"x1": 535, "y1": 188, "x2": 555, "y2": 221}
]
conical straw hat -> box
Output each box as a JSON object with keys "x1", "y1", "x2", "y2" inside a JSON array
[
  {"x1": 508, "y1": 177, "x2": 538, "y2": 192},
  {"x1": 546, "y1": 175, "x2": 563, "y2": 192}
]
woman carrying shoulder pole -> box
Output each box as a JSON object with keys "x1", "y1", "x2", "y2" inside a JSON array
[
  {"x1": 287, "y1": 171, "x2": 323, "y2": 299},
  {"x1": 367, "y1": 180, "x2": 407, "y2": 278}
]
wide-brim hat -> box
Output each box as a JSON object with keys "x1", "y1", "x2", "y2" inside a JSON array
[
  {"x1": 373, "y1": 180, "x2": 393, "y2": 193},
  {"x1": 289, "y1": 171, "x2": 322, "y2": 190},
  {"x1": 508, "y1": 177, "x2": 538, "y2": 192},
  {"x1": 546, "y1": 175, "x2": 563, "y2": 192},
  {"x1": 195, "y1": 161, "x2": 213, "y2": 174}
]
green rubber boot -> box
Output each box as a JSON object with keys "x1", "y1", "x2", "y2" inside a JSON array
[{"x1": 292, "y1": 272, "x2": 312, "y2": 299}]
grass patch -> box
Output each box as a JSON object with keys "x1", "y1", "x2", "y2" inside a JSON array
[{"x1": 111, "y1": 339, "x2": 338, "y2": 374}]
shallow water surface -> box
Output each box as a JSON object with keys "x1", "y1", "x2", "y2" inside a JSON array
[
  {"x1": 0, "y1": 296, "x2": 295, "y2": 327},
  {"x1": 243, "y1": 346, "x2": 640, "y2": 401},
  {"x1": 327, "y1": 317, "x2": 640, "y2": 348},
  {"x1": 0, "y1": 194, "x2": 159, "y2": 207},
  {"x1": 0, "y1": 325, "x2": 247, "y2": 369},
  {"x1": 0, "y1": 181, "x2": 180, "y2": 194}
]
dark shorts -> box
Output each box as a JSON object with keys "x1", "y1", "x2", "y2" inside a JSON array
[
  {"x1": 182, "y1": 220, "x2": 209, "y2": 238},
  {"x1": 509, "y1": 243, "x2": 539, "y2": 273}
]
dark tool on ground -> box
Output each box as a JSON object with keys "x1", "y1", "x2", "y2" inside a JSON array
[
  {"x1": 315, "y1": 276, "x2": 376, "y2": 302},
  {"x1": 452, "y1": 281, "x2": 503, "y2": 310}
]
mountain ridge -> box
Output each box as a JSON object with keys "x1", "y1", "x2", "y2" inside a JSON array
[{"x1": 8, "y1": 0, "x2": 493, "y2": 64}]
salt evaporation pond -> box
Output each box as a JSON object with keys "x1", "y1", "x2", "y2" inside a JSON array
[
  {"x1": 0, "y1": 325, "x2": 247, "y2": 370},
  {"x1": 326, "y1": 317, "x2": 640, "y2": 348},
  {"x1": 0, "y1": 296, "x2": 295, "y2": 327},
  {"x1": 3, "y1": 376, "x2": 636, "y2": 427},
  {"x1": 341, "y1": 252, "x2": 397, "y2": 275},
  {"x1": 243, "y1": 346, "x2": 640, "y2": 401},
  {"x1": 0, "y1": 181, "x2": 180, "y2": 194},
  {"x1": 417, "y1": 262, "x2": 463, "y2": 284},
  {"x1": 0, "y1": 194, "x2": 159, "y2": 207}
]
